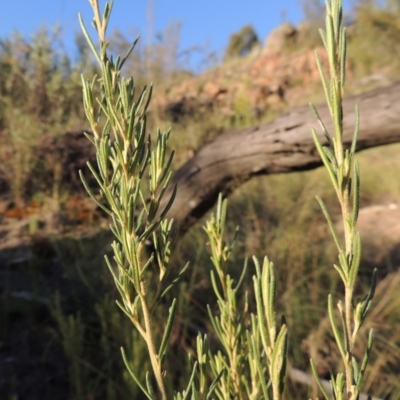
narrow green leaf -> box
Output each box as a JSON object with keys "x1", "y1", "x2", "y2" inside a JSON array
[
  {"x1": 233, "y1": 257, "x2": 248, "y2": 293},
  {"x1": 310, "y1": 359, "x2": 331, "y2": 400},
  {"x1": 78, "y1": 13, "x2": 101, "y2": 65},
  {"x1": 121, "y1": 347, "x2": 152, "y2": 399},
  {"x1": 328, "y1": 295, "x2": 346, "y2": 360},
  {"x1": 158, "y1": 151, "x2": 175, "y2": 185},
  {"x1": 351, "y1": 105, "x2": 360, "y2": 156},
  {"x1": 352, "y1": 161, "x2": 360, "y2": 226},
  {"x1": 312, "y1": 130, "x2": 338, "y2": 190},
  {"x1": 348, "y1": 232, "x2": 361, "y2": 290},
  {"x1": 360, "y1": 269, "x2": 377, "y2": 321},
  {"x1": 316, "y1": 196, "x2": 342, "y2": 252},
  {"x1": 79, "y1": 170, "x2": 112, "y2": 215},
  {"x1": 120, "y1": 37, "x2": 139, "y2": 70},
  {"x1": 333, "y1": 263, "x2": 347, "y2": 285},
  {"x1": 83, "y1": 130, "x2": 96, "y2": 146},
  {"x1": 102, "y1": 1, "x2": 113, "y2": 36},
  {"x1": 352, "y1": 355, "x2": 360, "y2": 384},
  {"x1": 158, "y1": 299, "x2": 177, "y2": 361},
  {"x1": 338, "y1": 249, "x2": 350, "y2": 277},
  {"x1": 331, "y1": 372, "x2": 345, "y2": 400},
  {"x1": 309, "y1": 103, "x2": 332, "y2": 146},
  {"x1": 160, "y1": 259, "x2": 190, "y2": 298},
  {"x1": 315, "y1": 51, "x2": 331, "y2": 113},
  {"x1": 135, "y1": 86, "x2": 148, "y2": 115},
  {"x1": 338, "y1": 300, "x2": 349, "y2": 352},
  {"x1": 340, "y1": 28, "x2": 347, "y2": 87},
  {"x1": 143, "y1": 84, "x2": 153, "y2": 113},
  {"x1": 145, "y1": 371, "x2": 157, "y2": 399},
  {"x1": 157, "y1": 184, "x2": 178, "y2": 223},
  {"x1": 356, "y1": 329, "x2": 374, "y2": 389},
  {"x1": 127, "y1": 195, "x2": 135, "y2": 234},
  {"x1": 251, "y1": 336, "x2": 270, "y2": 400},
  {"x1": 319, "y1": 27, "x2": 328, "y2": 49},
  {"x1": 108, "y1": 98, "x2": 126, "y2": 136},
  {"x1": 181, "y1": 361, "x2": 198, "y2": 400},
  {"x1": 253, "y1": 267, "x2": 270, "y2": 352},
  {"x1": 206, "y1": 370, "x2": 225, "y2": 400},
  {"x1": 86, "y1": 160, "x2": 107, "y2": 191},
  {"x1": 322, "y1": 145, "x2": 338, "y2": 172},
  {"x1": 271, "y1": 324, "x2": 288, "y2": 396},
  {"x1": 262, "y1": 258, "x2": 276, "y2": 342},
  {"x1": 331, "y1": 82, "x2": 343, "y2": 143}
]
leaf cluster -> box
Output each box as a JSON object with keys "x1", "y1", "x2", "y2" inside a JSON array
[
  {"x1": 309, "y1": 1, "x2": 377, "y2": 398},
  {"x1": 79, "y1": 1, "x2": 379, "y2": 399}
]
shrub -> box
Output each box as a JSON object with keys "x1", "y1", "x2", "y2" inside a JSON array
[
  {"x1": 79, "y1": 0, "x2": 377, "y2": 398},
  {"x1": 224, "y1": 25, "x2": 260, "y2": 61}
]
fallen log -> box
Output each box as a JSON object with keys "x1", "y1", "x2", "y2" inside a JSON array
[{"x1": 161, "y1": 82, "x2": 400, "y2": 234}]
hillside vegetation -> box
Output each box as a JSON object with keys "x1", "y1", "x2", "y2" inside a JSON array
[{"x1": 1, "y1": 1, "x2": 400, "y2": 399}]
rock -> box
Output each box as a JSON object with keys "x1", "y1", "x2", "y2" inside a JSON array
[
  {"x1": 148, "y1": 23, "x2": 337, "y2": 124},
  {"x1": 356, "y1": 203, "x2": 400, "y2": 272},
  {"x1": 264, "y1": 23, "x2": 297, "y2": 54},
  {"x1": 202, "y1": 81, "x2": 226, "y2": 99}
]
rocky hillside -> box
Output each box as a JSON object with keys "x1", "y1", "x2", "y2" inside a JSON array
[
  {"x1": 153, "y1": 21, "x2": 393, "y2": 125},
  {"x1": 154, "y1": 23, "x2": 333, "y2": 123}
]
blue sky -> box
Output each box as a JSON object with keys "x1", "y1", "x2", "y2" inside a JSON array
[{"x1": 0, "y1": 0, "x2": 309, "y2": 70}]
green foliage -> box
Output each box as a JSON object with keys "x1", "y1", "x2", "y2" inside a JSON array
[
  {"x1": 309, "y1": 0, "x2": 376, "y2": 397},
  {"x1": 347, "y1": 0, "x2": 400, "y2": 76},
  {"x1": 0, "y1": 27, "x2": 90, "y2": 128},
  {"x1": 0, "y1": 109, "x2": 43, "y2": 207},
  {"x1": 233, "y1": 91, "x2": 253, "y2": 128},
  {"x1": 79, "y1": 2, "x2": 192, "y2": 398},
  {"x1": 0, "y1": 27, "x2": 90, "y2": 204},
  {"x1": 49, "y1": 232, "x2": 153, "y2": 400},
  {"x1": 4, "y1": 0, "x2": 400, "y2": 398},
  {"x1": 79, "y1": 1, "x2": 377, "y2": 399},
  {"x1": 204, "y1": 195, "x2": 287, "y2": 399},
  {"x1": 79, "y1": 1, "x2": 287, "y2": 398},
  {"x1": 224, "y1": 25, "x2": 260, "y2": 60},
  {"x1": 54, "y1": 296, "x2": 87, "y2": 400}
]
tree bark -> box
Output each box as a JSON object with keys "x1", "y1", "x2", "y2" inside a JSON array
[{"x1": 161, "y1": 83, "x2": 400, "y2": 234}]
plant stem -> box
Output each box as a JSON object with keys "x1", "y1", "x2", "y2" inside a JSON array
[
  {"x1": 89, "y1": 0, "x2": 105, "y2": 42},
  {"x1": 140, "y1": 288, "x2": 167, "y2": 400},
  {"x1": 345, "y1": 285, "x2": 354, "y2": 397},
  {"x1": 310, "y1": 1, "x2": 376, "y2": 397},
  {"x1": 341, "y1": 189, "x2": 352, "y2": 255}
]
